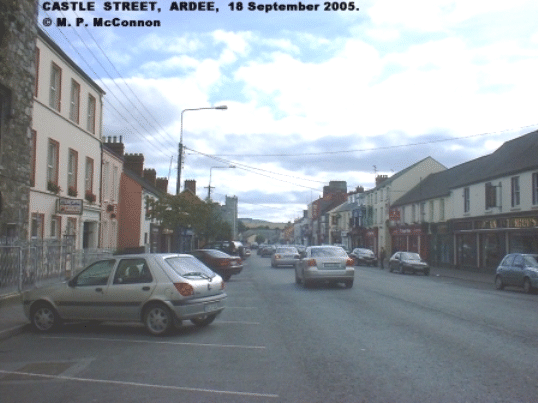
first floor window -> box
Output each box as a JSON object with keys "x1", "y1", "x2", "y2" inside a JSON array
[
  {"x1": 464, "y1": 187, "x2": 470, "y2": 213},
  {"x1": 511, "y1": 176, "x2": 520, "y2": 207},
  {"x1": 47, "y1": 139, "x2": 59, "y2": 188},
  {"x1": 533, "y1": 173, "x2": 538, "y2": 205},
  {"x1": 85, "y1": 157, "x2": 94, "y2": 193},
  {"x1": 67, "y1": 149, "x2": 78, "y2": 195}
]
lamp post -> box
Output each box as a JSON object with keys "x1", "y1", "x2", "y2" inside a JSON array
[
  {"x1": 176, "y1": 105, "x2": 227, "y2": 195},
  {"x1": 207, "y1": 165, "x2": 236, "y2": 200}
]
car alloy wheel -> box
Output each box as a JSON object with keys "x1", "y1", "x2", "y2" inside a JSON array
[
  {"x1": 31, "y1": 302, "x2": 61, "y2": 332},
  {"x1": 495, "y1": 275, "x2": 504, "y2": 290},
  {"x1": 190, "y1": 314, "x2": 217, "y2": 327},
  {"x1": 144, "y1": 303, "x2": 172, "y2": 336}
]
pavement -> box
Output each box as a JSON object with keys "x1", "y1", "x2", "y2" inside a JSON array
[{"x1": 0, "y1": 266, "x2": 495, "y2": 341}]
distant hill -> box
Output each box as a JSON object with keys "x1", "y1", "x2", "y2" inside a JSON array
[{"x1": 239, "y1": 218, "x2": 288, "y2": 230}]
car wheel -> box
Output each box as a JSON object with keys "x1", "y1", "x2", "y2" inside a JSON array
[
  {"x1": 495, "y1": 275, "x2": 504, "y2": 290},
  {"x1": 523, "y1": 278, "x2": 533, "y2": 294},
  {"x1": 31, "y1": 302, "x2": 61, "y2": 333},
  {"x1": 389, "y1": 265, "x2": 393, "y2": 273},
  {"x1": 295, "y1": 271, "x2": 302, "y2": 284},
  {"x1": 190, "y1": 314, "x2": 217, "y2": 327},
  {"x1": 399, "y1": 264, "x2": 405, "y2": 274},
  {"x1": 424, "y1": 269, "x2": 430, "y2": 276},
  {"x1": 344, "y1": 280, "x2": 353, "y2": 288},
  {"x1": 143, "y1": 303, "x2": 173, "y2": 336}
]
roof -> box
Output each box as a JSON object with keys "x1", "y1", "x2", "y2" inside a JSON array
[{"x1": 392, "y1": 129, "x2": 538, "y2": 206}]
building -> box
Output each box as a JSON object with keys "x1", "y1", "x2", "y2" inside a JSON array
[
  {"x1": 390, "y1": 129, "x2": 538, "y2": 272},
  {"x1": 30, "y1": 28, "x2": 105, "y2": 249},
  {"x1": 0, "y1": 0, "x2": 38, "y2": 240},
  {"x1": 221, "y1": 195, "x2": 238, "y2": 240}
]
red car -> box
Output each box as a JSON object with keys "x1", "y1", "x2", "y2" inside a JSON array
[{"x1": 191, "y1": 249, "x2": 243, "y2": 281}]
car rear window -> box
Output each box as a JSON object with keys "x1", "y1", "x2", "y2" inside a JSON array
[
  {"x1": 205, "y1": 249, "x2": 230, "y2": 258},
  {"x1": 165, "y1": 256, "x2": 216, "y2": 277},
  {"x1": 311, "y1": 247, "x2": 347, "y2": 257},
  {"x1": 277, "y1": 248, "x2": 298, "y2": 254}
]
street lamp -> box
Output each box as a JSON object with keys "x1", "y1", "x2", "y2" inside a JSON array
[
  {"x1": 176, "y1": 105, "x2": 228, "y2": 195},
  {"x1": 207, "y1": 165, "x2": 236, "y2": 200}
]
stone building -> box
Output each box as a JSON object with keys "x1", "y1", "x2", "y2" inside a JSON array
[{"x1": 0, "y1": 0, "x2": 38, "y2": 239}]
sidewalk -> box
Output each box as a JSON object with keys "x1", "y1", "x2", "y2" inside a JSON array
[{"x1": 0, "y1": 266, "x2": 495, "y2": 341}]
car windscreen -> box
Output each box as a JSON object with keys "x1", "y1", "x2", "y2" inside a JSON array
[
  {"x1": 401, "y1": 252, "x2": 421, "y2": 261},
  {"x1": 311, "y1": 247, "x2": 347, "y2": 257},
  {"x1": 277, "y1": 248, "x2": 298, "y2": 254},
  {"x1": 165, "y1": 256, "x2": 216, "y2": 278}
]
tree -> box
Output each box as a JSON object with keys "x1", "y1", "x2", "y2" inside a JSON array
[{"x1": 255, "y1": 234, "x2": 265, "y2": 244}]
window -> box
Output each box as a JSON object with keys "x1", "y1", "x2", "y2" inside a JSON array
[
  {"x1": 31, "y1": 213, "x2": 44, "y2": 239},
  {"x1": 50, "y1": 215, "x2": 61, "y2": 239},
  {"x1": 485, "y1": 182, "x2": 496, "y2": 209},
  {"x1": 533, "y1": 173, "x2": 538, "y2": 205},
  {"x1": 49, "y1": 63, "x2": 61, "y2": 111},
  {"x1": 464, "y1": 187, "x2": 470, "y2": 213},
  {"x1": 429, "y1": 201, "x2": 434, "y2": 222},
  {"x1": 0, "y1": 84, "x2": 11, "y2": 160},
  {"x1": 511, "y1": 177, "x2": 520, "y2": 207},
  {"x1": 102, "y1": 161, "x2": 109, "y2": 201},
  {"x1": 69, "y1": 79, "x2": 80, "y2": 123},
  {"x1": 66, "y1": 217, "x2": 77, "y2": 245},
  {"x1": 87, "y1": 94, "x2": 96, "y2": 133},
  {"x1": 35, "y1": 47, "x2": 40, "y2": 97},
  {"x1": 30, "y1": 130, "x2": 37, "y2": 187},
  {"x1": 47, "y1": 139, "x2": 59, "y2": 187},
  {"x1": 76, "y1": 260, "x2": 115, "y2": 286},
  {"x1": 412, "y1": 204, "x2": 416, "y2": 222},
  {"x1": 67, "y1": 149, "x2": 78, "y2": 195},
  {"x1": 420, "y1": 202, "x2": 426, "y2": 222},
  {"x1": 85, "y1": 157, "x2": 94, "y2": 193},
  {"x1": 440, "y1": 198, "x2": 445, "y2": 221}
]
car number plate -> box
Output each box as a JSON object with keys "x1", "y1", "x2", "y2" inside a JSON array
[
  {"x1": 324, "y1": 263, "x2": 340, "y2": 268},
  {"x1": 204, "y1": 302, "x2": 219, "y2": 312}
]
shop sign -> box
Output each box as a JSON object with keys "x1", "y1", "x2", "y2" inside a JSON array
[
  {"x1": 57, "y1": 198, "x2": 83, "y2": 215},
  {"x1": 508, "y1": 217, "x2": 538, "y2": 228}
]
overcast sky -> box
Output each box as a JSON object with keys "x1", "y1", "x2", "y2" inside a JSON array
[{"x1": 39, "y1": 0, "x2": 538, "y2": 222}]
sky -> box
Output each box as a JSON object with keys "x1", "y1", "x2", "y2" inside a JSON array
[{"x1": 38, "y1": 0, "x2": 538, "y2": 222}]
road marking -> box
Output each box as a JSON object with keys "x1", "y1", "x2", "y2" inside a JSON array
[
  {"x1": 41, "y1": 335, "x2": 266, "y2": 350},
  {"x1": 0, "y1": 369, "x2": 279, "y2": 398},
  {"x1": 218, "y1": 320, "x2": 260, "y2": 325}
]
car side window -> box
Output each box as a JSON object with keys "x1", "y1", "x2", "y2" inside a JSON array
[
  {"x1": 114, "y1": 259, "x2": 153, "y2": 284},
  {"x1": 513, "y1": 255, "x2": 524, "y2": 267},
  {"x1": 501, "y1": 255, "x2": 514, "y2": 266},
  {"x1": 76, "y1": 260, "x2": 115, "y2": 286}
]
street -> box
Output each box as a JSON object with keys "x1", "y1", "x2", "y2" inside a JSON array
[{"x1": 1, "y1": 254, "x2": 538, "y2": 402}]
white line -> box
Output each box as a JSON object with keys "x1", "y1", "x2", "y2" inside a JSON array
[
  {"x1": 0, "y1": 370, "x2": 279, "y2": 398},
  {"x1": 218, "y1": 320, "x2": 260, "y2": 325},
  {"x1": 41, "y1": 335, "x2": 266, "y2": 350}
]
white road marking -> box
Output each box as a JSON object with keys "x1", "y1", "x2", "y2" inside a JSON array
[
  {"x1": 41, "y1": 335, "x2": 266, "y2": 349},
  {"x1": 0, "y1": 369, "x2": 279, "y2": 398}
]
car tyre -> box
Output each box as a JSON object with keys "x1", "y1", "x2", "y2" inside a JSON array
[
  {"x1": 190, "y1": 314, "x2": 217, "y2": 327},
  {"x1": 221, "y1": 273, "x2": 232, "y2": 282},
  {"x1": 495, "y1": 275, "x2": 504, "y2": 290},
  {"x1": 144, "y1": 303, "x2": 173, "y2": 336},
  {"x1": 295, "y1": 271, "x2": 302, "y2": 284},
  {"x1": 399, "y1": 264, "x2": 405, "y2": 274},
  {"x1": 424, "y1": 269, "x2": 430, "y2": 276},
  {"x1": 523, "y1": 278, "x2": 533, "y2": 294},
  {"x1": 344, "y1": 280, "x2": 354, "y2": 288},
  {"x1": 389, "y1": 265, "x2": 394, "y2": 273},
  {"x1": 31, "y1": 302, "x2": 61, "y2": 333}
]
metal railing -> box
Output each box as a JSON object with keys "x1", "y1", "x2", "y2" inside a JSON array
[{"x1": 0, "y1": 237, "x2": 113, "y2": 296}]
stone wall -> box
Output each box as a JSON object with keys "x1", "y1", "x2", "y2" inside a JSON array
[{"x1": 0, "y1": 0, "x2": 38, "y2": 239}]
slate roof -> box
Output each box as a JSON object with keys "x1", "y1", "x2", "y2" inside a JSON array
[{"x1": 391, "y1": 129, "x2": 538, "y2": 206}]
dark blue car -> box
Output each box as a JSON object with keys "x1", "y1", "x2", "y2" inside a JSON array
[{"x1": 495, "y1": 253, "x2": 538, "y2": 293}]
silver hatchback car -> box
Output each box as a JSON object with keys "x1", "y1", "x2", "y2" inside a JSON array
[
  {"x1": 23, "y1": 253, "x2": 227, "y2": 336},
  {"x1": 295, "y1": 245, "x2": 355, "y2": 288}
]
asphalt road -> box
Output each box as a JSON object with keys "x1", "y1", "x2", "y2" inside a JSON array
[{"x1": 1, "y1": 254, "x2": 537, "y2": 402}]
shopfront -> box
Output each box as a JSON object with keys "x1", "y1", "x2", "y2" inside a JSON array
[
  {"x1": 389, "y1": 224, "x2": 429, "y2": 260},
  {"x1": 453, "y1": 214, "x2": 538, "y2": 272}
]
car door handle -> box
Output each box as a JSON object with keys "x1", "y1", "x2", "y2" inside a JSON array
[
  {"x1": 95, "y1": 288, "x2": 103, "y2": 293},
  {"x1": 142, "y1": 286, "x2": 150, "y2": 291}
]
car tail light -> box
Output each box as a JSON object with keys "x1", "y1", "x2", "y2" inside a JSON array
[
  {"x1": 275, "y1": 254, "x2": 281, "y2": 259},
  {"x1": 346, "y1": 258, "x2": 355, "y2": 266},
  {"x1": 174, "y1": 282, "x2": 194, "y2": 297},
  {"x1": 218, "y1": 259, "x2": 229, "y2": 267},
  {"x1": 220, "y1": 281, "x2": 226, "y2": 290},
  {"x1": 307, "y1": 259, "x2": 317, "y2": 267}
]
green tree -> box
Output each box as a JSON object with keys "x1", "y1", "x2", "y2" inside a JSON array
[{"x1": 255, "y1": 234, "x2": 265, "y2": 244}]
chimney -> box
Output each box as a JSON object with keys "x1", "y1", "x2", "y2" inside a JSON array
[
  {"x1": 376, "y1": 175, "x2": 389, "y2": 186},
  {"x1": 143, "y1": 168, "x2": 156, "y2": 187},
  {"x1": 184, "y1": 180, "x2": 196, "y2": 195},
  {"x1": 104, "y1": 135, "x2": 125, "y2": 157},
  {"x1": 124, "y1": 153, "x2": 144, "y2": 177},
  {"x1": 155, "y1": 178, "x2": 168, "y2": 194}
]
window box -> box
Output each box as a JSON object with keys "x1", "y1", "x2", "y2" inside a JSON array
[
  {"x1": 85, "y1": 190, "x2": 96, "y2": 203},
  {"x1": 47, "y1": 181, "x2": 61, "y2": 194}
]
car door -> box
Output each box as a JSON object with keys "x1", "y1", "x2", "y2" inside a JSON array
[
  {"x1": 55, "y1": 259, "x2": 116, "y2": 320},
  {"x1": 511, "y1": 254, "x2": 526, "y2": 287}
]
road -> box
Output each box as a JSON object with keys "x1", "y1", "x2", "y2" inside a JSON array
[{"x1": 1, "y1": 254, "x2": 537, "y2": 402}]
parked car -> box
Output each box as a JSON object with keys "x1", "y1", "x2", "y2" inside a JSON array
[
  {"x1": 349, "y1": 248, "x2": 378, "y2": 266},
  {"x1": 271, "y1": 246, "x2": 300, "y2": 268},
  {"x1": 388, "y1": 251, "x2": 430, "y2": 275},
  {"x1": 23, "y1": 253, "x2": 227, "y2": 336},
  {"x1": 191, "y1": 249, "x2": 243, "y2": 281},
  {"x1": 495, "y1": 253, "x2": 538, "y2": 293},
  {"x1": 295, "y1": 245, "x2": 355, "y2": 288}
]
